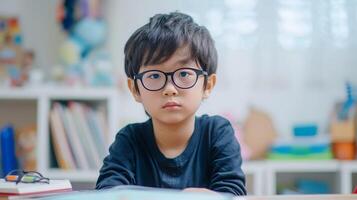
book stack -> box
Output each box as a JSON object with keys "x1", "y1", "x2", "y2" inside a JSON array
[
  {"x1": 49, "y1": 101, "x2": 108, "y2": 170},
  {"x1": 0, "y1": 179, "x2": 72, "y2": 200}
]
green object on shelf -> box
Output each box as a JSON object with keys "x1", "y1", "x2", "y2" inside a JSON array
[{"x1": 267, "y1": 151, "x2": 333, "y2": 160}]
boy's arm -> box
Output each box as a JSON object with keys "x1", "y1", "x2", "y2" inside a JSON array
[
  {"x1": 208, "y1": 119, "x2": 247, "y2": 196},
  {"x1": 96, "y1": 132, "x2": 136, "y2": 189}
]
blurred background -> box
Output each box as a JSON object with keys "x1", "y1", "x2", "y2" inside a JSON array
[{"x1": 0, "y1": 0, "x2": 357, "y2": 195}]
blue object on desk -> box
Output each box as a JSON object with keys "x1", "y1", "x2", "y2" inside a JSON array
[
  {"x1": 293, "y1": 124, "x2": 318, "y2": 137},
  {"x1": 1, "y1": 124, "x2": 18, "y2": 177}
]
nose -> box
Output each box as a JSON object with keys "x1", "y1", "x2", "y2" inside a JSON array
[{"x1": 162, "y1": 76, "x2": 178, "y2": 96}]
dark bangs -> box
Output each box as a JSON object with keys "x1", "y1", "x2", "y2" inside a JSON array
[{"x1": 124, "y1": 12, "x2": 217, "y2": 79}]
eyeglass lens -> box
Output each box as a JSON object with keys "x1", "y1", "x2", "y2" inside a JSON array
[{"x1": 141, "y1": 68, "x2": 200, "y2": 90}]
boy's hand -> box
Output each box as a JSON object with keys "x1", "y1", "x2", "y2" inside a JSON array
[{"x1": 183, "y1": 187, "x2": 217, "y2": 194}]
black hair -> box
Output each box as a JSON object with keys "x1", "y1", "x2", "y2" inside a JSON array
[{"x1": 124, "y1": 12, "x2": 217, "y2": 91}]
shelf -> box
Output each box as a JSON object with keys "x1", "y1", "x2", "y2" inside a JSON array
[
  {"x1": 0, "y1": 87, "x2": 41, "y2": 99},
  {"x1": 243, "y1": 160, "x2": 355, "y2": 195},
  {"x1": 264, "y1": 160, "x2": 340, "y2": 195},
  {"x1": 1, "y1": 88, "x2": 357, "y2": 193},
  {"x1": 0, "y1": 87, "x2": 118, "y2": 100},
  {"x1": 45, "y1": 169, "x2": 99, "y2": 182},
  {"x1": 265, "y1": 160, "x2": 340, "y2": 172},
  {"x1": 0, "y1": 87, "x2": 119, "y2": 184},
  {"x1": 340, "y1": 161, "x2": 357, "y2": 194},
  {"x1": 243, "y1": 161, "x2": 265, "y2": 195},
  {"x1": 48, "y1": 88, "x2": 117, "y2": 100},
  {"x1": 341, "y1": 161, "x2": 357, "y2": 171},
  {"x1": 242, "y1": 160, "x2": 265, "y2": 173}
]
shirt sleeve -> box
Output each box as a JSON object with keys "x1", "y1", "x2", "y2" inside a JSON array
[
  {"x1": 208, "y1": 117, "x2": 247, "y2": 196},
  {"x1": 96, "y1": 129, "x2": 136, "y2": 189}
]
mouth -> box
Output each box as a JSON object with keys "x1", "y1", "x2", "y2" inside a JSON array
[{"x1": 162, "y1": 102, "x2": 181, "y2": 109}]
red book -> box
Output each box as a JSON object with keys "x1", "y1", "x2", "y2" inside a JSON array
[{"x1": 0, "y1": 189, "x2": 73, "y2": 200}]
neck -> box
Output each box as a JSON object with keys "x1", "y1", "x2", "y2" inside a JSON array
[{"x1": 151, "y1": 115, "x2": 196, "y2": 157}]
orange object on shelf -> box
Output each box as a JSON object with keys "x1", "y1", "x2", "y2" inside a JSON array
[
  {"x1": 332, "y1": 142, "x2": 356, "y2": 160},
  {"x1": 330, "y1": 120, "x2": 356, "y2": 142}
]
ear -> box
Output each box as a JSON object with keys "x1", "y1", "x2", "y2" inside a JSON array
[
  {"x1": 127, "y1": 78, "x2": 142, "y2": 103},
  {"x1": 203, "y1": 74, "x2": 216, "y2": 99}
]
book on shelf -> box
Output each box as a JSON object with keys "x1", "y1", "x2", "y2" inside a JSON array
[
  {"x1": 49, "y1": 101, "x2": 109, "y2": 170},
  {"x1": 86, "y1": 106, "x2": 107, "y2": 159},
  {"x1": 0, "y1": 125, "x2": 18, "y2": 176},
  {"x1": 50, "y1": 104, "x2": 76, "y2": 170},
  {"x1": 95, "y1": 104, "x2": 109, "y2": 147},
  {"x1": 69, "y1": 102, "x2": 101, "y2": 169},
  {"x1": 60, "y1": 103, "x2": 90, "y2": 170},
  {"x1": 0, "y1": 179, "x2": 72, "y2": 196}
]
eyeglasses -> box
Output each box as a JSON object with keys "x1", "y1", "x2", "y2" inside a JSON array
[
  {"x1": 5, "y1": 170, "x2": 49, "y2": 184},
  {"x1": 134, "y1": 68, "x2": 208, "y2": 91}
]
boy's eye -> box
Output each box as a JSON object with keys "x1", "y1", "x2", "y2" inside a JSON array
[
  {"x1": 179, "y1": 71, "x2": 189, "y2": 77},
  {"x1": 147, "y1": 73, "x2": 161, "y2": 79},
  {"x1": 178, "y1": 69, "x2": 196, "y2": 78}
]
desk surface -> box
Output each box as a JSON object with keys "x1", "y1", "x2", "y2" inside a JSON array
[
  {"x1": 30, "y1": 190, "x2": 357, "y2": 200},
  {"x1": 235, "y1": 194, "x2": 357, "y2": 200}
]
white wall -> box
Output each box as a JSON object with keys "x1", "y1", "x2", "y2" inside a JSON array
[
  {"x1": 105, "y1": 0, "x2": 357, "y2": 137},
  {"x1": 1, "y1": 0, "x2": 356, "y2": 137}
]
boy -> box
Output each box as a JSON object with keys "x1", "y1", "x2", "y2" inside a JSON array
[{"x1": 96, "y1": 12, "x2": 246, "y2": 196}]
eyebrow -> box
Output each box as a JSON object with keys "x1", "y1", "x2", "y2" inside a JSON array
[
  {"x1": 141, "y1": 55, "x2": 196, "y2": 71},
  {"x1": 173, "y1": 56, "x2": 194, "y2": 66}
]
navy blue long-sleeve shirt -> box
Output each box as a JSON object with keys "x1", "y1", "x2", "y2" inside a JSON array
[{"x1": 96, "y1": 115, "x2": 246, "y2": 195}]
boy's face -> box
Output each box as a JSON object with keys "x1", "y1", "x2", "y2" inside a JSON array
[{"x1": 128, "y1": 46, "x2": 216, "y2": 125}]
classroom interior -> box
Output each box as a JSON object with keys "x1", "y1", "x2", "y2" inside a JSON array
[{"x1": 0, "y1": 0, "x2": 357, "y2": 197}]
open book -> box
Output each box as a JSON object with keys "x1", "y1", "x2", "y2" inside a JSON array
[{"x1": 0, "y1": 179, "x2": 72, "y2": 196}]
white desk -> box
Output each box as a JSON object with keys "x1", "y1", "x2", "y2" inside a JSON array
[{"x1": 235, "y1": 194, "x2": 357, "y2": 200}]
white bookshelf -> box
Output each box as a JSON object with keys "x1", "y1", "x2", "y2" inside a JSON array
[
  {"x1": 340, "y1": 161, "x2": 357, "y2": 194},
  {"x1": 265, "y1": 160, "x2": 340, "y2": 195},
  {"x1": 45, "y1": 169, "x2": 99, "y2": 182},
  {"x1": 2, "y1": 88, "x2": 357, "y2": 192},
  {"x1": 242, "y1": 161, "x2": 265, "y2": 195},
  {"x1": 0, "y1": 87, "x2": 119, "y2": 183},
  {"x1": 243, "y1": 160, "x2": 357, "y2": 195}
]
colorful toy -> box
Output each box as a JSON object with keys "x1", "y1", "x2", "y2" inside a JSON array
[
  {"x1": 56, "y1": 0, "x2": 114, "y2": 87},
  {"x1": 15, "y1": 125, "x2": 37, "y2": 171},
  {"x1": 330, "y1": 82, "x2": 357, "y2": 160},
  {"x1": 0, "y1": 16, "x2": 39, "y2": 87},
  {"x1": 243, "y1": 108, "x2": 277, "y2": 160}
]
